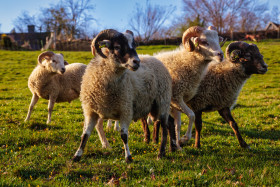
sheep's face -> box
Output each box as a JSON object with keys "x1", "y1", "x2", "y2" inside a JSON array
[
  {"x1": 98, "y1": 31, "x2": 140, "y2": 71},
  {"x1": 229, "y1": 44, "x2": 268, "y2": 75},
  {"x1": 194, "y1": 29, "x2": 224, "y2": 63},
  {"x1": 38, "y1": 52, "x2": 68, "y2": 74}
]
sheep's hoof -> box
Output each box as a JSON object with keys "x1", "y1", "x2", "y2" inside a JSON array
[
  {"x1": 144, "y1": 138, "x2": 150, "y2": 144},
  {"x1": 157, "y1": 152, "x2": 166, "y2": 160},
  {"x1": 179, "y1": 137, "x2": 190, "y2": 147},
  {"x1": 125, "y1": 155, "x2": 133, "y2": 163},
  {"x1": 72, "y1": 155, "x2": 81, "y2": 162},
  {"x1": 241, "y1": 144, "x2": 251, "y2": 150},
  {"x1": 170, "y1": 142, "x2": 178, "y2": 152}
]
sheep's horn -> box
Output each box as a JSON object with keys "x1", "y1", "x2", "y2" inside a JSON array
[
  {"x1": 208, "y1": 26, "x2": 217, "y2": 31},
  {"x1": 38, "y1": 51, "x2": 55, "y2": 63},
  {"x1": 225, "y1": 41, "x2": 250, "y2": 60},
  {"x1": 182, "y1": 26, "x2": 205, "y2": 52},
  {"x1": 93, "y1": 29, "x2": 121, "y2": 58}
]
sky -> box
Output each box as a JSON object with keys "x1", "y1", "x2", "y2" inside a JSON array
[{"x1": 0, "y1": 0, "x2": 279, "y2": 34}]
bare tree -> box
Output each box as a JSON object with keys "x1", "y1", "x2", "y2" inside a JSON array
[
  {"x1": 62, "y1": 0, "x2": 95, "y2": 39},
  {"x1": 129, "y1": 0, "x2": 176, "y2": 42},
  {"x1": 13, "y1": 11, "x2": 38, "y2": 33},
  {"x1": 271, "y1": 5, "x2": 280, "y2": 23},
  {"x1": 182, "y1": 0, "x2": 268, "y2": 33},
  {"x1": 13, "y1": 0, "x2": 95, "y2": 39},
  {"x1": 239, "y1": 0, "x2": 269, "y2": 32}
]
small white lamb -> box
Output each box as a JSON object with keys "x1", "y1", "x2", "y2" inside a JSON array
[{"x1": 25, "y1": 51, "x2": 87, "y2": 124}]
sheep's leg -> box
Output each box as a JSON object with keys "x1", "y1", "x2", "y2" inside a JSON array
[
  {"x1": 73, "y1": 112, "x2": 99, "y2": 162},
  {"x1": 218, "y1": 107, "x2": 250, "y2": 149},
  {"x1": 47, "y1": 98, "x2": 56, "y2": 124},
  {"x1": 158, "y1": 115, "x2": 168, "y2": 159},
  {"x1": 194, "y1": 111, "x2": 203, "y2": 148},
  {"x1": 151, "y1": 116, "x2": 177, "y2": 152},
  {"x1": 25, "y1": 94, "x2": 39, "y2": 122},
  {"x1": 171, "y1": 100, "x2": 195, "y2": 147},
  {"x1": 152, "y1": 120, "x2": 160, "y2": 144},
  {"x1": 171, "y1": 108, "x2": 182, "y2": 149},
  {"x1": 95, "y1": 118, "x2": 111, "y2": 149},
  {"x1": 141, "y1": 118, "x2": 150, "y2": 144},
  {"x1": 147, "y1": 116, "x2": 153, "y2": 125},
  {"x1": 107, "y1": 120, "x2": 120, "y2": 131},
  {"x1": 167, "y1": 115, "x2": 178, "y2": 152},
  {"x1": 119, "y1": 122, "x2": 132, "y2": 163},
  {"x1": 114, "y1": 121, "x2": 120, "y2": 131},
  {"x1": 107, "y1": 119, "x2": 113, "y2": 129}
]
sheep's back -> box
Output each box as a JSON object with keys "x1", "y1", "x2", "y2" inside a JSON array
[
  {"x1": 188, "y1": 61, "x2": 248, "y2": 112},
  {"x1": 156, "y1": 49, "x2": 207, "y2": 102}
]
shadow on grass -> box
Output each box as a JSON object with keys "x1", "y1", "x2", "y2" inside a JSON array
[
  {"x1": 28, "y1": 122, "x2": 62, "y2": 130},
  {"x1": 233, "y1": 103, "x2": 262, "y2": 109},
  {"x1": 15, "y1": 168, "x2": 50, "y2": 180}
]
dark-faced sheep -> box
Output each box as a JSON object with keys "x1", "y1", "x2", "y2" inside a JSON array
[{"x1": 73, "y1": 29, "x2": 174, "y2": 163}]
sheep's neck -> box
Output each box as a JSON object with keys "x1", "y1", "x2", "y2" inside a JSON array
[{"x1": 32, "y1": 66, "x2": 57, "y2": 88}]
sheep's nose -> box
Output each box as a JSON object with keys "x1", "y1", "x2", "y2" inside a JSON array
[{"x1": 61, "y1": 68, "x2": 66, "y2": 74}]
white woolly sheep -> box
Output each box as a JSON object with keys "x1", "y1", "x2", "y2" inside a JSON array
[
  {"x1": 25, "y1": 51, "x2": 87, "y2": 124},
  {"x1": 142, "y1": 26, "x2": 225, "y2": 148},
  {"x1": 152, "y1": 41, "x2": 268, "y2": 149},
  {"x1": 73, "y1": 29, "x2": 174, "y2": 163}
]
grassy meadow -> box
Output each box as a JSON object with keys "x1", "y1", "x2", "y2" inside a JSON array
[{"x1": 0, "y1": 41, "x2": 279, "y2": 186}]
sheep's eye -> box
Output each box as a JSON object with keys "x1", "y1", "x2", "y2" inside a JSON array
[
  {"x1": 200, "y1": 41, "x2": 209, "y2": 46},
  {"x1": 114, "y1": 45, "x2": 121, "y2": 50},
  {"x1": 52, "y1": 60, "x2": 57, "y2": 63}
]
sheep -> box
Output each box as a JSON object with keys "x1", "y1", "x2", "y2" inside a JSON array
[
  {"x1": 25, "y1": 51, "x2": 87, "y2": 124},
  {"x1": 72, "y1": 29, "x2": 175, "y2": 163},
  {"x1": 153, "y1": 41, "x2": 268, "y2": 149},
  {"x1": 141, "y1": 26, "x2": 225, "y2": 148}
]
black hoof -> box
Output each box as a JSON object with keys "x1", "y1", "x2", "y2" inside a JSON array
[
  {"x1": 126, "y1": 155, "x2": 133, "y2": 163},
  {"x1": 72, "y1": 155, "x2": 81, "y2": 162},
  {"x1": 170, "y1": 145, "x2": 177, "y2": 152},
  {"x1": 242, "y1": 144, "x2": 251, "y2": 149}
]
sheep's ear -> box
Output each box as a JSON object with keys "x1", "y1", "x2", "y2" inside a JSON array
[
  {"x1": 64, "y1": 61, "x2": 69, "y2": 65},
  {"x1": 184, "y1": 38, "x2": 196, "y2": 52},
  {"x1": 230, "y1": 50, "x2": 242, "y2": 62},
  {"x1": 98, "y1": 40, "x2": 111, "y2": 48},
  {"x1": 60, "y1": 53, "x2": 64, "y2": 57},
  {"x1": 125, "y1": 30, "x2": 134, "y2": 36}
]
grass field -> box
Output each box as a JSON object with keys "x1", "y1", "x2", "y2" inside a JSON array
[{"x1": 0, "y1": 41, "x2": 279, "y2": 186}]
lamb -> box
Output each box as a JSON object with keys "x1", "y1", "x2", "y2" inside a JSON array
[
  {"x1": 141, "y1": 26, "x2": 225, "y2": 148},
  {"x1": 72, "y1": 29, "x2": 174, "y2": 163},
  {"x1": 153, "y1": 41, "x2": 268, "y2": 149},
  {"x1": 25, "y1": 51, "x2": 87, "y2": 124}
]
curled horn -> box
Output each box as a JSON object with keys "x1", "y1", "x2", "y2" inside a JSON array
[
  {"x1": 93, "y1": 29, "x2": 120, "y2": 58},
  {"x1": 225, "y1": 41, "x2": 250, "y2": 60},
  {"x1": 38, "y1": 51, "x2": 55, "y2": 63},
  {"x1": 208, "y1": 26, "x2": 217, "y2": 31},
  {"x1": 182, "y1": 26, "x2": 205, "y2": 52}
]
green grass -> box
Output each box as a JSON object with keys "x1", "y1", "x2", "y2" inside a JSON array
[{"x1": 0, "y1": 40, "x2": 279, "y2": 186}]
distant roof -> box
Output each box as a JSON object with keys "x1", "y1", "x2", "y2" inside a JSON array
[{"x1": 265, "y1": 22, "x2": 280, "y2": 31}]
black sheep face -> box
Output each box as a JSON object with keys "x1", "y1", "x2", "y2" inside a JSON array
[
  {"x1": 230, "y1": 44, "x2": 268, "y2": 75},
  {"x1": 99, "y1": 31, "x2": 140, "y2": 71}
]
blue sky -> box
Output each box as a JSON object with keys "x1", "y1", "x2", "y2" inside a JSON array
[{"x1": 0, "y1": 0, "x2": 279, "y2": 34}]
